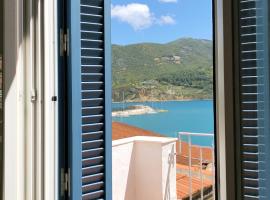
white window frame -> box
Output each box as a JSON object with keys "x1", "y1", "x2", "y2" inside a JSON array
[
  {"x1": 3, "y1": 0, "x2": 58, "y2": 199},
  {"x1": 215, "y1": 0, "x2": 238, "y2": 199}
]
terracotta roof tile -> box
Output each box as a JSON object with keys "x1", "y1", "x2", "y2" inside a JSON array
[{"x1": 176, "y1": 173, "x2": 213, "y2": 199}]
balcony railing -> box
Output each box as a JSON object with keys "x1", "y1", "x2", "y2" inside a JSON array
[{"x1": 178, "y1": 132, "x2": 215, "y2": 200}]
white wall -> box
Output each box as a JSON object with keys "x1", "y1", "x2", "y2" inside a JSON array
[
  {"x1": 112, "y1": 136, "x2": 177, "y2": 200},
  {"x1": 4, "y1": 0, "x2": 25, "y2": 199},
  {"x1": 112, "y1": 141, "x2": 136, "y2": 200},
  {"x1": 135, "y1": 141, "x2": 163, "y2": 200}
]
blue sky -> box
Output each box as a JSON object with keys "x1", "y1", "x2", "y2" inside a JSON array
[{"x1": 111, "y1": 0, "x2": 213, "y2": 45}]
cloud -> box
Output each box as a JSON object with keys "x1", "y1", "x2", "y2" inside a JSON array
[
  {"x1": 111, "y1": 3, "x2": 176, "y2": 30},
  {"x1": 111, "y1": 3, "x2": 154, "y2": 30},
  {"x1": 159, "y1": 0, "x2": 178, "y2": 3},
  {"x1": 158, "y1": 15, "x2": 176, "y2": 25}
]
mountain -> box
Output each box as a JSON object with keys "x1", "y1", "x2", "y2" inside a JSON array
[{"x1": 112, "y1": 38, "x2": 213, "y2": 102}]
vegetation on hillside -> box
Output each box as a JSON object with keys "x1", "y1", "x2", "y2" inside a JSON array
[{"x1": 112, "y1": 38, "x2": 213, "y2": 102}]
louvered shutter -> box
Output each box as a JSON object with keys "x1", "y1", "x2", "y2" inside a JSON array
[
  {"x1": 238, "y1": 0, "x2": 270, "y2": 199},
  {"x1": 67, "y1": 0, "x2": 111, "y2": 199}
]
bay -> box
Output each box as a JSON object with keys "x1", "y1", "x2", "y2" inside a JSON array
[{"x1": 112, "y1": 100, "x2": 214, "y2": 147}]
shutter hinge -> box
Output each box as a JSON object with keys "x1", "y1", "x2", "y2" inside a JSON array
[
  {"x1": 60, "y1": 29, "x2": 69, "y2": 56},
  {"x1": 61, "y1": 168, "x2": 70, "y2": 197}
]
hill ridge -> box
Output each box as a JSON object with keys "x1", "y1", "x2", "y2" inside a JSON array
[{"x1": 112, "y1": 38, "x2": 213, "y2": 102}]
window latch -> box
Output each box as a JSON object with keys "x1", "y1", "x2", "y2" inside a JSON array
[
  {"x1": 31, "y1": 89, "x2": 37, "y2": 103},
  {"x1": 60, "y1": 29, "x2": 69, "y2": 56},
  {"x1": 61, "y1": 168, "x2": 70, "y2": 197}
]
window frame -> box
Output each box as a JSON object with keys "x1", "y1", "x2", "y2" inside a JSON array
[
  {"x1": 3, "y1": 0, "x2": 58, "y2": 199},
  {"x1": 0, "y1": 0, "x2": 3, "y2": 197},
  {"x1": 104, "y1": 0, "x2": 112, "y2": 198},
  {"x1": 214, "y1": 0, "x2": 239, "y2": 199},
  {"x1": 1, "y1": 0, "x2": 247, "y2": 199}
]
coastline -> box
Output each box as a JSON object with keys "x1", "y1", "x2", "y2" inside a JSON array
[
  {"x1": 112, "y1": 105, "x2": 167, "y2": 117},
  {"x1": 112, "y1": 105, "x2": 156, "y2": 117},
  {"x1": 112, "y1": 98, "x2": 213, "y2": 104}
]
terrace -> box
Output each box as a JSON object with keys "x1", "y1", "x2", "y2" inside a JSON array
[{"x1": 112, "y1": 122, "x2": 215, "y2": 199}]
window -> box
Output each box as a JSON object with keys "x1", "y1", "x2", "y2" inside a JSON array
[
  {"x1": 111, "y1": 0, "x2": 215, "y2": 199},
  {"x1": 2, "y1": 0, "x2": 270, "y2": 199}
]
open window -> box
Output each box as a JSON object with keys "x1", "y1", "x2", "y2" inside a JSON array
[
  {"x1": 110, "y1": 0, "x2": 216, "y2": 199},
  {"x1": 2, "y1": 0, "x2": 270, "y2": 199}
]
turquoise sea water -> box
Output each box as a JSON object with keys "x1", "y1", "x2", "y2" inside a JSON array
[{"x1": 112, "y1": 100, "x2": 214, "y2": 147}]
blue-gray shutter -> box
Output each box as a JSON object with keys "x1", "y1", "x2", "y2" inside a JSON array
[
  {"x1": 67, "y1": 0, "x2": 112, "y2": 199},
  {"x1": 238, "y1": 0, "x2": 270, "y2": 199}
]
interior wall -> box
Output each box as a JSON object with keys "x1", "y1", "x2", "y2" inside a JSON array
[
  {"x1": 3, "y1": 0, "x2": 26, "y2": 198},
  {"x1": 0, "y1": 0, "x2": 3, "y2": 198}
]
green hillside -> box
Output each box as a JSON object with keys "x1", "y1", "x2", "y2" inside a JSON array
[{"x1": 112, "y1": 38, "x2": 213, "y2": 102}]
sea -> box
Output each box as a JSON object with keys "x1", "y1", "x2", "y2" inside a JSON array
[{"x1": 112, "y1": 100, "x2": 214, "y2": 147}]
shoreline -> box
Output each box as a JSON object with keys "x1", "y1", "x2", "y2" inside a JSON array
[
  {"x1": 112, "y1": 105, "x2": 164, "y2": 117},
  {"x1": 112, "y1": 98, "x2": 213, "y2": 104}
]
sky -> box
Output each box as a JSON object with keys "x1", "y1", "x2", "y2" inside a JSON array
[{"x1": 111, "y1": 0, "x2": 213, "y2": 45}]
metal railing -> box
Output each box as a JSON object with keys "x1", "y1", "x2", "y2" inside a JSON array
[{"x1": 178, "y1": 132, "x2": 215, "y2": 200}]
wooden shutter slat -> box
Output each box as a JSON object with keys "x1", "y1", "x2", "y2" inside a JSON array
[
  {"x1": 68, "y1": 0, "x2": 111, "y2": 198},
  {"x1": 238, "y1": 2, "x2": 269, "y2": 198}
]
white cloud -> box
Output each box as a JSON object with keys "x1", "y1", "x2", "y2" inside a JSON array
[
  {"x1": 158, "y1": 15, "x2": 176, "y2": 25},
  {"x1": 111, "y1": 3, "x2": 176, "y2": 30},
  {"x1": 159, "y1": 0, "x2": 178, "y2": 3},
  {"x1": 111, "y1": 3, "x2": 154, "y2": 30}
]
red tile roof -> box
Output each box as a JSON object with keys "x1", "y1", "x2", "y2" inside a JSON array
[
  {"x1": 176, "y1": 173, "x2": 213, "y2": 199},
  {"x1": 112, "y1": 121, "x2": 163, "y2": 140}
]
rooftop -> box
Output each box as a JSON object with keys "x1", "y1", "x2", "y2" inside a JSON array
[{"x1": 112, "y1": 122, "x2": 214, "y2": 199}]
